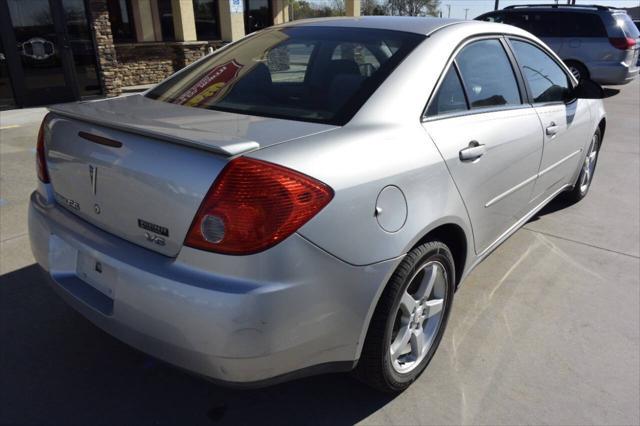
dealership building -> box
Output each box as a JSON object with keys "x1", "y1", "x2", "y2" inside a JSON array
[{"x1": 0, "y1": 0, "x2": 361, "y2": 109}]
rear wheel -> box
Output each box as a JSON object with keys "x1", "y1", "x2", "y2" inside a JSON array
[
  {"x1": 566, "y1": 61, "x2": 589, "y2": 82},
  {"x1": 565, "y1": 128, "x2": 601, "y2": 203},
  {"x1": 355, "y1": 241, "x2": 455, "y2": 392}
]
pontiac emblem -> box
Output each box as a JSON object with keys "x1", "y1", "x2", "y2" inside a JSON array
[{"x1": 89, "y1": 165, "x2": 97, "y2": 195}]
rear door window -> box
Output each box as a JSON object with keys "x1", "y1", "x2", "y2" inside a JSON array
[
  {"x1": 426, "y1": 66, "x2": 468, "y2": 117},
  {"x1": 455, "y1": 39, "x2": 521, "y2": 109},
  {"x1": 510, "y1": 39, "x2": 570, "y2": 103}
]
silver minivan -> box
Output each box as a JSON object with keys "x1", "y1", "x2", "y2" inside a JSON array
[{"x1": 477, "y1": 4, "x2": 640, "y2": 84}]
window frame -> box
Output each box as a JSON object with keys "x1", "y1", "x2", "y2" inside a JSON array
[
  {"x1": 422, "y1": 35, "x2": 530, "y2": 122},
  {"x1": 503, "y1": 36, "x2": 577, "y2": 107}
]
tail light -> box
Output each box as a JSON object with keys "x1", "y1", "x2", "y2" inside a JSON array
[
  {"x1": 609, "y1": 37, "x2": 636, "y2": 50},
  {"x1": 185, "y1": 157, "x2": 333, "y2": 255},
  {"x1": 36, "y1": 114, "x2": 50, "y2": 183}
]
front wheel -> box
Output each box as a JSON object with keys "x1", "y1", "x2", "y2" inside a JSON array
[
  {"x1": 565, "y1": 128, "x2": 601, "y2": 204},
  {"x1": 355, "y1": 241, "x2": 455, "y2": 392}
]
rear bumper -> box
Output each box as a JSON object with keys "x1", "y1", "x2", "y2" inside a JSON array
[
  {"x1": 589, "y1": 61, "x2": 639, "y2": 85},
  {"x1": 28, "y1": 190, "x2": 399, "y2": 385}
]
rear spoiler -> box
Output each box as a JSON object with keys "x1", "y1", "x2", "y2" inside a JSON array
[{"x1": 48, "y1": 98, "x2": 260, "y2": 157}]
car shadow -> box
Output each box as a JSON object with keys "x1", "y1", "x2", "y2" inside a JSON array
[
  {"x1": 527, "y1": 197, "x2": 568, "y2": 223},
  {"x1": 0, "y1": 264, "x2": 395, "y2": 425},
  {"x1": 602, "y1": 87, "x2": 621, "y2": 98}
]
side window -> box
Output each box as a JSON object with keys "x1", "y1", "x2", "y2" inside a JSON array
[
  {"x1": 455, "y1": 39, "x2": 521, "y2": 109},
  {"x1": 267, "y1": 42, "x2": 315, "y2": 83},
  {"x1": 510, "y1": 40, "x2": 570, "y2": 103},
  {"x1": 426, "y1": 67, "x2": 468, "y2": 117},
  {"x1": 557, "y1": 13, "x2": 607, "y2": 37}
]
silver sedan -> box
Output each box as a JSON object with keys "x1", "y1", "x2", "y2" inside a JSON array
[{"x1": 29, "y1": 17, "x2": 606, "y2": 392}]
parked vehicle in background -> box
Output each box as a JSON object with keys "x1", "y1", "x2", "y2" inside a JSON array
[
  {"x1": 29, "y1": 17, "x2": 606, "y2": 393},
  {"x1": 477, "y1": 4, "x2": 640, "y2": 85}
]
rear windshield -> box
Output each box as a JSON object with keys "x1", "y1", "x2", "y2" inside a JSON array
[
  {"x1": 146, "y1": 27, "x2": 424, "y2": 125},
  {"x1": 615, "y1": 13, "x2": 640, "y2": 38}
]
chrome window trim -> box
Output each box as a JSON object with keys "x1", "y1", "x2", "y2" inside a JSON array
[{"x1": 421, "y1": 103, "x2": 532, "y2": 123}]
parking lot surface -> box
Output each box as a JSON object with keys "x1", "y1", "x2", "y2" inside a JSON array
[{"x1": 0, "y1": 81, "x2": 638, "y2": 425}]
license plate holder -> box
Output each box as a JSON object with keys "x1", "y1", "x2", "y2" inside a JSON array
[{"x1": 76, "y1": 252, "x2": 116, "y2": 299}]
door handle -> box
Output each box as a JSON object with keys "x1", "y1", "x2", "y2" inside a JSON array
[
  {"x1": 459, "y1": 141, "x2": 486, "y2": 161},
  {"x1": 546, "y1": 122, "x2": 559, "y2": 136}
]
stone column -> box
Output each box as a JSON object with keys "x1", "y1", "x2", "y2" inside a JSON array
[
  {"x1": 171, "y1": 0, "x2": 198, "y2": 41},
  {"x1": 88, "y1": 0, "x2": 121, "y2": 96},
  {"x1": 345, "y1": 0, "x2": 360, "y2": 16},
  {"x1": 218, "y1": 0, "x2": 246, "y2": 42}
]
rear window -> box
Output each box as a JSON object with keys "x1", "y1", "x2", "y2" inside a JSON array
[
  {"x1": 146, "y1": 27, "x2": 424, "y2": 125},
  {"x1": 615, "y1": 13, "x2": 640, "y2": 38}
]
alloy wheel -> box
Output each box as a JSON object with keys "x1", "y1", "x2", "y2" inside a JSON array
[
  {"x1": 569, "y1": 65, "x2": 582, "y2": 81},
  {"x1": 389, "y1": 261, "x2": 447, "y2": 374},
  {"x1": 579, "y1": 133, "x2": 599, "y2": 194}
]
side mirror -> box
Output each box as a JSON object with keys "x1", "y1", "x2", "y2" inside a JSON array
[{"x1": 571, "y1": 78, "x2": 604, "y2": 99}]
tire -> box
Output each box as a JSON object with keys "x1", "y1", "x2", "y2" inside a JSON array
[
  {"x1": 566, "y1": 61, "x2": 589, "y2": 82},
  {"x1": 564, "y1": 128, "x2": 601, "y2": 204},
  {"x1": 355, "y1": 241, "x2": 455, "y2": 392}
]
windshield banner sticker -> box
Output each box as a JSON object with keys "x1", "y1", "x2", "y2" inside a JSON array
[{"x1": 175, "y1": 60, "x2": 244, "y2": 107}]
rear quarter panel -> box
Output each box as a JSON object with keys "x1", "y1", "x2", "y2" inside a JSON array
[{"x1": 248, "y1": 122, "x2": 473, "y2": 267}]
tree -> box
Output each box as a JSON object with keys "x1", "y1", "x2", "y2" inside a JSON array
[
  {"x1": 362, "y1": 0, "x2": 387, "y2": 15},
  {"x1": 387, "y1": 0, "x2": 440, "y2": 17}
]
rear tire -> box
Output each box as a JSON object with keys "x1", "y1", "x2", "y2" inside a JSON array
[
  {"x1": 564, "y1": 128, "x2": 601, "y2": 204},
  {"x1": 566, "y1": 61, "x2": 589, "y2": 82},
  {"x1": 355, "y1": 241, "x2": 455, "y2": 392}
]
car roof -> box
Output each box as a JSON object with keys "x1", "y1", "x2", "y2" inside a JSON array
[{"x1": 280, "y1": 16, "x2": 465, "y2": 36}]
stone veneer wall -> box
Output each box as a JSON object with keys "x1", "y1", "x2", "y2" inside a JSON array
[
  {"x1": 114, "y1": 42, "x2": 222, "y2": 88},
  {"x1": 88, "y1": 0, "x2": 121, "y2": 97},
  {"x1": 88, "y1": 0, "x2": 223, "y2": 96}
]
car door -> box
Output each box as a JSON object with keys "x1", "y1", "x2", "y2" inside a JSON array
[
  {"x1": 507, "y1": 38, "x2": 594, "y2": 203},
  {"x1": 422, "y1": 38, "x2": 544, "y2": 255}
]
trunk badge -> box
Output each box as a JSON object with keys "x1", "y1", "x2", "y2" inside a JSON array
[{"x1": 89, "y1": 165, "x2": 97, "y2": 195}]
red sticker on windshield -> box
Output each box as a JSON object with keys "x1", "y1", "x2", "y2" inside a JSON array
[{"x1": 175, "y1": 60, "x2": 244, "y2": 107}]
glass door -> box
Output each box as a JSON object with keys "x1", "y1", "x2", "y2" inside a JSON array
[
  {"x1": 0, "y1": 0, "x2": 83, "y2": 106},
  {"x1": 244, "y1": 0, "x2": 272, "y2": 34},
  {"x1": 0, "y1": 37, "x2": 16, "y2": 108}
]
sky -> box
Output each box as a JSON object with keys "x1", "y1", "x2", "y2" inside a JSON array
[{"x1": 439, "y1": 0, "x2": 640, "y2": 20}]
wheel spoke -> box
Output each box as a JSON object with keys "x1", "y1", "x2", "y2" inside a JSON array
[
  {"x1": 400, "y1": 291, "x2": 418, "y2": 314},
  {"x1": 415, "y1": 264, "x2": 438, "y2": 300},
  {"x1": 390, "y1": 326, "x2": 412, "y2": 361},
  {"x1": 410, "y1": 330, "x2": 426, "y2": 358},
  {"x1": 425, "y1": 298, "x2": 444, "y2": 318}
]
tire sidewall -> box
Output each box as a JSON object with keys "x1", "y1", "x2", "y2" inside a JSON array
[{"x1": 381, "y1": 244, "x2": 455, "y2": 389}]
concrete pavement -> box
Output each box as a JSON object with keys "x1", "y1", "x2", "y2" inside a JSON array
[{"x1": 0, "y1": 81, "x2": 638, "y2": 424}]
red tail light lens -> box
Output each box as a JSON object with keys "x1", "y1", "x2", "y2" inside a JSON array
[
  {"x1": 609, "y1": 37, "x2": 636, "y2": 50},
  {"x1": 36, "y1": 114, "x2": 50, "y2": 183},
  {"x1": 185, "y1": 157, "x2": 333, "y2": 255}
]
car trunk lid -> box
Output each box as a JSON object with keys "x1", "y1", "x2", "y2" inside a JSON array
[{"x1": 45, "y1": 95, "x2": 337, "y2": 257}]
